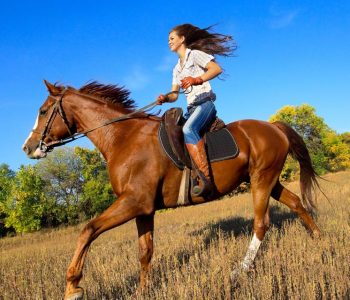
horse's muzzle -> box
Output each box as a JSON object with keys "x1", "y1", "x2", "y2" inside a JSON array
[{"x1": 22, "y1": 144, "x2": 47, "y2": 159}]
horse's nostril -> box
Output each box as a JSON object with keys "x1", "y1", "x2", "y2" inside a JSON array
[{"x1": 22, "y1": 145, "x2": 30, "y2": 154}]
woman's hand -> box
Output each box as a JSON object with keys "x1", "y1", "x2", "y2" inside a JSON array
[
  {"x1": 180, "y1": 76, "x2": 203, "y2": 89},
  {"x1": 156, "y1": 94, "x2": 169, "y2": 105},
  {"x1": 180, "y1": 61, "x2": 222, "y2": 90}
]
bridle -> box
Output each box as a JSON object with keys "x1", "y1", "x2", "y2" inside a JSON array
[
  {"x1": 35, "y1": 89, "x2": 75, "y2": 152},
  {"x1": 35, "y1": 88, "x2": 191, "y2": 153}
]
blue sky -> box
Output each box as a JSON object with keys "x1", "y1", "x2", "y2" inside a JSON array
[{"x1": 1, "y1": 0, "x2": 349, "y2": 170}]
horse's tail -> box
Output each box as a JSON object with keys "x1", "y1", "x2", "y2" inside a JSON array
[{"x1": 273, "y1": 121, "x2": 321, "y2": 211}]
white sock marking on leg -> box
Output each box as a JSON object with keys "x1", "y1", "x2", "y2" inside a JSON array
[{"x1": 241, "y1": 233, "x2": 262, "y2": 270}]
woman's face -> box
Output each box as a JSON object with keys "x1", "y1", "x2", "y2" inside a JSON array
[{"x1": 168, "y1": 31, "x2": 185, "y2": 52}]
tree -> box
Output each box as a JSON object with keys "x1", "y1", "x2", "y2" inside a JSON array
[
  {"x1": 4, "y1": 165, "x2": 46, "y2": 233},
  {"x1": 323, "y1": 130, "x2": 350, "y2": 171},
  {"x1": 269, "y1": 104, "x2": 328, "y2": 152},
  {"x1": 74, "y1": 147, "x2": 115, "y2": 218},
  {"x1": 35, "y1": 146, "x2": 114, "y2": 225},
  {"x1": 0, "y1": 147, "x2": 115, "y2": 235},
  {"x1": 340, "y1": 132, "x2": 350, "y2": 146},
  {"x1": 269, "y1": 104, "x2": 350, "y2": 178},
  {"x1": 36, "y1": 147, "x2": 84, "y2": 224},
  {"x1": 0, "y1": 164, "x2": 15, "y2": 236}
]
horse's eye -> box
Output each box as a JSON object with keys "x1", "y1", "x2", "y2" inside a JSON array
[{"x1": 40, "y1": 109, "x2": 47, "y2": 116}]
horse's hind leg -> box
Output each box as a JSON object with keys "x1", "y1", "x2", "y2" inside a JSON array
[
  {"x1": 136, "y1": 214, "x2": 154, "y2": 289},
  {"x1": 236, "y1": 171, "x2": 278, "y2": 273},
  {"x1": 64, "y1": 192, "x2": 154, "y2": 300},
  {"x1": 271, "y1": 181, "x2": 320, "y2": 236}
]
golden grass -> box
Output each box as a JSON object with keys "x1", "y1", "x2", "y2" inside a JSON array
[{"x1": 1, "y1": 171, "x2": 349, "y2": 299}]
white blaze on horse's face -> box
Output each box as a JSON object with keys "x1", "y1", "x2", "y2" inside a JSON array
[
  {"x1": 23, "y1": 113, "x2": 39, "y2": 147},
  {"x1": 23, "y1": 113, "x2": 47, "y2": 159}
]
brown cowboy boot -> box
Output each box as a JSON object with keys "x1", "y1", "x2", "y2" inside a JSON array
[{"x1": 186, "y1": 139, "x2": 214, "y2": 197}]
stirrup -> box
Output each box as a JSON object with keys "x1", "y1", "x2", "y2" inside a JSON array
[{"x1": 191, "y1": 172, "x2": 214, "y2": 197}]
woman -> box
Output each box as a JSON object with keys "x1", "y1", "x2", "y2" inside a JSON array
[{"x1": 157, "y1": 23, "x2": 236, "y2": 197}]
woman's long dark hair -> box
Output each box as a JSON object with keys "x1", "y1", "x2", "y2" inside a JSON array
[{"x1": 171, "y1": 23, "x2": 237, "y2": 57}]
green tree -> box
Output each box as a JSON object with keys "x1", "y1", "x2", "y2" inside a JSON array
[
  {"x1": 269, "y1": 104, "x2": 350, "y2": 178},
  {"x1": 340, "y1": 132, "x2": 350, "y2": 146},
  {"x1": 269, "y1": 104, "x2": 328, "y2": 153},
  {"x1": 75, "y1": 147, "x2": 115, "y2": 218},
  {"x1": 1, "y1": 146, "x2": 115, "y2": 235},
  {"x1": 323, "y1": 130, "x2": 350, "y2": 171},
  {"x1": 4, "y1": 165, "x2": 45, "y2": 233},
  {"x1": 0, "y1": 164, "x2": 15, "y2": 236},
  {"x1": 35, "y1": 146, "x2": 114, "y2": 225},
  {"x1": 36, "y1": 147, "x2": 84, "y2": 224}
]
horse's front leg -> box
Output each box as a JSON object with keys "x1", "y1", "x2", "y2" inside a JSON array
[
  {"x1": 136, "y1": 214, "x2": 154, "y2": 289},
  {"x1": 64, "y1": 192, "x2": 154, "y2": 300}
]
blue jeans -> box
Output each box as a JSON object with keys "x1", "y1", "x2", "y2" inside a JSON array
[{"x1": 183, "y1": 100, "x2": 217, "y2": 144}]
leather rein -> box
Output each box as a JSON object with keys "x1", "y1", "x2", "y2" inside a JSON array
[{"x1": 36, "y1": 89, "x2": 188, "y2": 153}]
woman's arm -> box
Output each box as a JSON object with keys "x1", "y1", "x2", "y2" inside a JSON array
[
  {"x1": 157, "y1": 84, "x2": 180, "y2": 104},
  {"x1": 201, "y1": 61, "x2": 222, "y2": 82},
  {"x1": 167, "y1": 84, "x2": 180, "y2": 102},
  {"x1": 181, "y1": 61, "x2": 222, "y2": 89}
]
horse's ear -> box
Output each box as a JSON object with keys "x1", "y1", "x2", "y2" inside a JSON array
[{"x1": 44, "y1": 80, "x2": 60, "y2": 96}]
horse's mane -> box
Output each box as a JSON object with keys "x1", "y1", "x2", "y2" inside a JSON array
[
  {"x1": 78, "y1": 81, "x2": 136, "y2": 109},
  {"x1": 53, "y1": 81, "x2": 135, "y2": 110},
  {"x1": 53, "y1": 81, "x2": 159, "y2": 118}
]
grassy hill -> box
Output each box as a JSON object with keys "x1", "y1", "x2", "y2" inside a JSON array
[{"x1": 1, "y1": 171, "x2": 349, "y2": 299}]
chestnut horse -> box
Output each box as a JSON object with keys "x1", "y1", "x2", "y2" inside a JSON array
[{"x1": 23, "y1": 80, "x2": 321, "y2": 299}]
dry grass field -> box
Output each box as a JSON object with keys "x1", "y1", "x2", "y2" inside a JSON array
[{"x1": 1, "y1": 171, "x2": 349, "y2": 299}]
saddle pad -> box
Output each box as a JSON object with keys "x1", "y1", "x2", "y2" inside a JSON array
[
  {"x1": 205, "y1": 128, "x2": 239, "y2": 162},
  {"x1": 158, "y1": 123, "x2": 239, "y2": 169}
]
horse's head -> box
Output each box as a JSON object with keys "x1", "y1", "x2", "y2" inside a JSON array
[{"x1": 22, "y1": 80, "x2": 75, "y2": 159}]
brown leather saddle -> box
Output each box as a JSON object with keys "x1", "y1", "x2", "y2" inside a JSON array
[{"x1": 158, "y1": 107, "x2": 239, "y2": 170}]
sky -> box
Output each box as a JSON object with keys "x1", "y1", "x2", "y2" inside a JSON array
[{"x1": 1, "y1": 0, "x2": 349, "y2": 171}]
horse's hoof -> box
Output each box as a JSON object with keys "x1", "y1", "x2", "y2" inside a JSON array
[
  {"x1": 312, "y1": 229, "x2": 321, "y2": 238},
  {"x1": 230, "y1": 263, "x2": 248, "y2": 283},
  {"x1": 65, "y1": 287, "x2": 84, "y2": 300},
  {"x1": 230, "y1": 267, "x2": 241, "y2": 282}
]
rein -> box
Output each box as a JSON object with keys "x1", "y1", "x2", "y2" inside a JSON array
[{"x1": 38, "y1": 89, "x2": 189, "y2": 152}]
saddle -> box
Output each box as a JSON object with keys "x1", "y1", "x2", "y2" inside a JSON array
[
  {"x1": 158, "y1": 107, "x2": 239, "y2": 205},
  {"x1": 159, "y1": 107, "x2": 239, "y2": 170}
]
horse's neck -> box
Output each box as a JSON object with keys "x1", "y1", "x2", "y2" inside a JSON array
[{"x1": 68, "y1": 96, "x2": 129, "y2": 160}]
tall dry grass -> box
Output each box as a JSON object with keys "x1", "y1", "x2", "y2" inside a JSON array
[{"x1": 1, "y1": 171, "x2": 349, "y2": 299}]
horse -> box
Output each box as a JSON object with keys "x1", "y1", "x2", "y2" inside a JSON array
[{"x1": 22, "y1": 80, "x2": 321, "y2": 299}]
